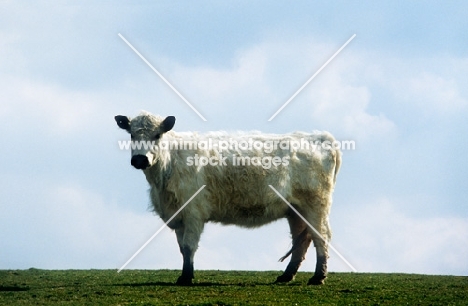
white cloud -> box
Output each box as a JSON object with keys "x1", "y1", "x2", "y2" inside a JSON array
[
  {"x1": 334, "y1": 199, "x2": 468, "y2": 276},
  {"x1": 171, "y1": 46, "x2": 269, "y2": 103},
  {"x1": 307, "y1": 73, "x2": 396, "y2": 142},
  {"x1": 372, "y1": 56, "x2": 468, "y2": 122},
  {"x1": 0, "y1": 179, "x2": 172, "y2": 269},
  {"x1": 407, "y1": 73, "x2": 467, "y2": 113},
  {"x1": 0, "y1": 77, "x2": 100, "y2": 134},
  {"x1": 158, "y1": 39, "x2": 398, "y2": 142}
]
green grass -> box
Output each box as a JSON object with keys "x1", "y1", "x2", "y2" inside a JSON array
[{"x1": 1, "y1": 269, "x2": 467, "y2": 305}]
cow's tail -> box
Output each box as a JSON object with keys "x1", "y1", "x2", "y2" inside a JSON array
[
  {"x1": 278, "y1": 228, "x2": 309, "y2": 262},
  {"x1": 333, "y1": 148, "x2": 342, "y2": 185}
]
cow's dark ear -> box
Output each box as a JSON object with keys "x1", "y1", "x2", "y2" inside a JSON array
[
  {"x1": 161, "y1": 116, "x2": 176, "y2": 132},
  {"x1": 115, "y1": 115, "x2": 130, "y2": 132}
]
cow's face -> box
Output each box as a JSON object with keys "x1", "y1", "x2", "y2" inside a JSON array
[{"x1": 115, "y1": 113, "x2": 176, "y2": 170}]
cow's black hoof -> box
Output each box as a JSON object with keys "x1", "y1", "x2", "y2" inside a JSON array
[
  {"x1": 307, "y1": 276, "x2": 326, "y2": 285},
  {"x1": 275, "y1": 273, "x2": 294, "y2": 283},
  {"x1": 176, "y1": 276, "x2": 193, "y2": 286}
]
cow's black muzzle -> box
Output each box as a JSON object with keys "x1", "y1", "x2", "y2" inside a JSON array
[{"x1": 131, "y1": 155, "x2": 149, "y2": 170}]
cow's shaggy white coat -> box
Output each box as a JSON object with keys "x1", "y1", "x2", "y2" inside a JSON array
[{"x1": 115, "y1": 111, "x2": 341, "y2": 285}]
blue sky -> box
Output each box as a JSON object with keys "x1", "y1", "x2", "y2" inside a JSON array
[{"x1": 1, "y1": 1, "x2": 467, "y2": 276}]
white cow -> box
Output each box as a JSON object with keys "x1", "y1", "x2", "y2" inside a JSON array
[{"x1": 115, "y1": 111, "x2": 341, "y2": 285}]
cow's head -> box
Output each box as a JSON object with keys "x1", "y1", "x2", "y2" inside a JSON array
[{"x1": 115, "y1": 112, "x2": 176, "y2": 170}]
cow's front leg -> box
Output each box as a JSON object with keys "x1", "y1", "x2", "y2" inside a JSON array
[
  {"x1": 174, "y1": 222, "x2": 204, "y2": 286},
  {"x1": 177, "y1": 245, "x2": 194, "y2": 286}
]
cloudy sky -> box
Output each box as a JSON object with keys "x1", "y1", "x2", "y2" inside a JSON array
[{"x1": 1, "y1": 1, "x2": 467, "y2": 277}]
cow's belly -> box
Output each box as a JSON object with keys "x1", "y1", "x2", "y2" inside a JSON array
[{"x1": 207, "y1": 202, "x2": 289, "y2": 228}]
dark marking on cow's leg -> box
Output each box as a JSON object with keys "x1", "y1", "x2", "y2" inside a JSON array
[
  {"x1": 176, "y1": 246, "x2": 194, "y2": 286},
  {"x1": 276, "y1": 213, "x2": 312, "y2": 283},
  {"x1": 275, "y1": 260, "x2": 302, "y2": 283},
  {"x1": 308, "y1": 246, "x2": 328, "y2": 285},
  {"x1": 174, "y1": 222, "x2": 204, "y2": 286}
]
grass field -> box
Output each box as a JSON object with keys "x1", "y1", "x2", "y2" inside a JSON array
[{"x1": 1, "y1": 269, "x2": 467, "y2": 305}]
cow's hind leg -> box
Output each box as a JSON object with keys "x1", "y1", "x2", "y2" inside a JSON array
[
  {"x1": 275, "y1": 211, "x2": 312, "y2": 283},
  {"x1": 174, "y1": 221, "x2": 204, "y2": 286},
  {"x1": 308, "y1": 240, "x2": 329, "y2": 285},
  {"x1": 307, "y1": 203, "x2": 332, "y2": 285}
]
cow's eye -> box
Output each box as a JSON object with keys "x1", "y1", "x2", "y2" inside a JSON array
[{"x1": 154, "y1": 134, "x2": 161, "y2": 140}]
